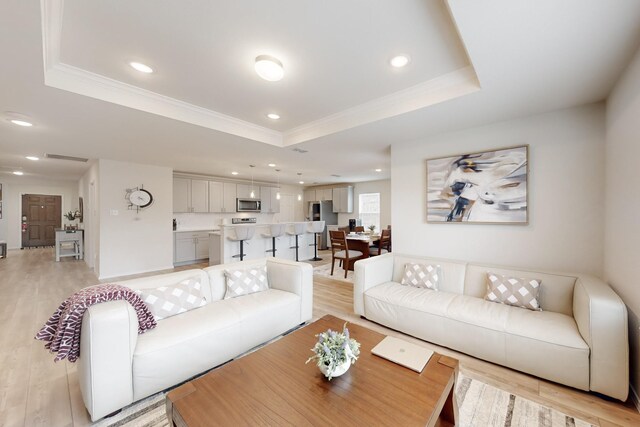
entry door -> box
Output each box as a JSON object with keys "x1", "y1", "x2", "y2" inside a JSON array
[{"x1": 22, "y1": 194, "x2": 61, "y2": 247}]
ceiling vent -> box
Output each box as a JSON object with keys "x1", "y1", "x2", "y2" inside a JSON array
[
  {"x1": 331, "y1": 174, "x2": 341, "y2": 178},
  {"x1": 291, "y1": 148, "x2": 308, "y2": 153},
  {"x1": 45, "y1": 153, "x2": 89, "y2": 162}
]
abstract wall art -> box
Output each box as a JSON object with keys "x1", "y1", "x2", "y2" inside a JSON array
[{"x1": 426, "y1": 145, "x2": 528, "y2": 224}]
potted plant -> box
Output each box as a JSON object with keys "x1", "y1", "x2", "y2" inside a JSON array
[
  {"x1": 64, "y1": 210, "x2": 81, "y2": 231},
  {"x1": 306, "y1": 323, "x2": 360, "y2": 380},
  {"x1": 367, "y1": 224, "x2": 376, "y2": 234}
]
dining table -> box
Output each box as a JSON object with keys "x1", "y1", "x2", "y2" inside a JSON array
[{"x1": 344, "y1": 233, "x2": 380, "y2": 271}]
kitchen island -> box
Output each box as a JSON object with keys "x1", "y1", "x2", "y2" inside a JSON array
[{"x1": 209, "y1": 222, "x2": 316, "y2": 265}]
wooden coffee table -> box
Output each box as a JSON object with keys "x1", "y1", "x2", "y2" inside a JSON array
[{"x1": 166, "y1": 315, "x2": 458, "y2": 427}]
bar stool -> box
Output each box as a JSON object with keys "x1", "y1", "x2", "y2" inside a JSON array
[
  {"x1": 287, "y1": 223, "x2": 307, "y2": 262},
  {"x1": 227, "y1": 226, "x2": 255, "y2": 261},
  {"x1": 0, "y1": 240, "x2": 7, "y2": 259},
  {"x1": 262, "y1": 224, "x2": 286, "y2": 257},
  {"x1": 307, "y1": 221, "x2": 325, "y2": 261}
]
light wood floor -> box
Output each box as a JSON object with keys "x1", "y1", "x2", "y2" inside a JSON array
[{"x1": 0, "y1": 248, "x2": 638, "y2": 426}]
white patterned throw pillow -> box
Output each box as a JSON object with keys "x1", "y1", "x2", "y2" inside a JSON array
[
  {"x1": 224, "y1": 265, "x2": 269, "y2": 299},
  {"x1": 400, "y1": 263, "x2": 441, "y2": 290},
  {"x1": 136, "y1": 277, "x2": 207, "y2": 321},
  {"x1": 484, "y1": 272, "x2": 542, "y2": 311}
]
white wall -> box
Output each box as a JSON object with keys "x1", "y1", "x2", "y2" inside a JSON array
[
  {"x1": 97, "y1": 159, "x2": 173, "y2": 279},
  {"x1": 0, "y1": 180, "x2": 6, "y2": 242},
  {"x1": 173, "y1": 184, "x2": 305, "y2": 230},
  {"x1": 0, "y1": 177, "x2": 79, "y2": 249},
  {"x1": 605, "y1": 43, "x2": 640, "y2": 401},
  {"x1": 391, "y1": 104, "x2": 605, "y2": 276},
  {"x1": 78, "y1": 161, "x2": 99, "y2": 271}
]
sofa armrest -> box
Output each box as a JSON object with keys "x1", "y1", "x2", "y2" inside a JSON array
[
  {"x1": 267, "y1": 258, "x2": 313, "y2": 322},
  {"x1": 354, "y1": 253, "x2": 394, "y2": 316},
  {"x1": 78, "y1": 301, "x2": 138, "y2": 421},
  {"x1": 573, "y1": 275, "x2": 629, "y2": 400}
]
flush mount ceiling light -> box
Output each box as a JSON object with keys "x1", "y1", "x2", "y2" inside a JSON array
[
  {"x1": 13, "y1": 171, "x2": 24, "y2": 175},
  {"x1": 375, "y1": 168, "x2": 382, "y2": 172},
  {"x1": 10, "y1": 119, "x2": 33, "y2": 127},
  {"x1": 231, "y1": 171, "x2": 239, "y2": 175},
  {"x1": 255, "y1": 55, "x2": 284, "y2": 81},
  {"x1": 26, "y1": 156, "x2": 39, "y2": 161},
  {"x1": 266, "y1": 113, "x2": 280, "y2": 120},
  {"x1": 390, "y1": 55, "x2": 410, "y2": 68},
  {"x1": 268, "y1": 163, "x2": 276, "y2": 167},
  {"x1": 299, "y1": 181, "x2": 304, "y2": 184},
  {"x1": 130, "y1": 62, "x2": 153, "y2": 73}
]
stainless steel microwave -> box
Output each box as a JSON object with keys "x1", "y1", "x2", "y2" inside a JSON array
[{"x1": 236, "y1": 198, "x2": 261, "y2": 212}]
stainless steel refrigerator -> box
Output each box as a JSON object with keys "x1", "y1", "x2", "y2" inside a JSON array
[{"x1": 309, "y1": 201, "x2": 338, "y2": 249}]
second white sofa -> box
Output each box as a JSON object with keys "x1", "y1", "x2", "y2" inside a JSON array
[
  {"x1": 78, "y1": 257, "x2": 313, "y2": 421},
  {"x1": 354, "y1": 253, "x2": 628, "y2": 401}
]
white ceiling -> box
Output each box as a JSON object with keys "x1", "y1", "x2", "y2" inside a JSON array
[{"x1": 1, "y1": 0, "x2": 640, "y2": 185}]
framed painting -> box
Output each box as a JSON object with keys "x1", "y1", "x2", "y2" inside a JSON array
[{"x1": 426, "y1": 145, "x2": 528, "y2": 224}]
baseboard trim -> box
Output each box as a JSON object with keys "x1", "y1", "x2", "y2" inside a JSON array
[{"x1": 631, "y1": 385, "x2": 640, "y2": 413}]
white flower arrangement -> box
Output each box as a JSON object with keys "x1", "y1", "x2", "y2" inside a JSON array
[{"x1": 306, "y1": 322, "x2": 360, "y2": 380}]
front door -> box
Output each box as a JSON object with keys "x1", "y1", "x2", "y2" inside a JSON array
[{"x1": 21, "y1": 194, "x2": 61, "y2": 248}]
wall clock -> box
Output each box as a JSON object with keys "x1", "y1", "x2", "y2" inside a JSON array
[{"x1": 125, "y1": 186, "x2": 153, "y2": 212}]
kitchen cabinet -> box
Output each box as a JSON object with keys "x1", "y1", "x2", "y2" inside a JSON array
[
  {"x1": 173, "y1": 178, "x2": 209, "y2": 213},
  {"x1": 318, "y1": 188, "x2": 333, "y2": 201},
  {"x1": 208, "y1": 181, "x2": 237, "y2": 213},
  {"x1": 303, "y1": 190, "x2": 316, "y2": 204},
  {"x1": 236, "y1": 184, "x2": 260, "y2": 200},
  {"x1": 260, "y1": 187, "x2": 280, "y2": 214},
  {"x1": 174, "y1": 231, "x2": 211, "y2": 265},
  {"x1": 332, "y1": 186, "x2": 354, "y2": 213}
]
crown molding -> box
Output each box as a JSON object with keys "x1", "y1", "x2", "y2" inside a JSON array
[{"x1": 40, "y1": 0, "x2": 480, "y2": 148}]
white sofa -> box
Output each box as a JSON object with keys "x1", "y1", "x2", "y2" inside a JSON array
[
  {"x1": 354, "y1": 253, "x2": 629, "y2": 401},
  {"x1": 79, "y1": 258, "x2": 313, "y2": 421}
]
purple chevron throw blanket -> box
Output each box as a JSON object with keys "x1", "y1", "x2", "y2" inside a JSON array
[{"x1": 35, "y1": 284, "x2": 157, "y2": 362}]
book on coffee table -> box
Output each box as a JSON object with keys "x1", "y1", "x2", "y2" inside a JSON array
[{"x1": 371, "y1": 336, "x2": 434, "y2": 373}]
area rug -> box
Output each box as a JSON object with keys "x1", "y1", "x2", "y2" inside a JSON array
[
  {"x1": 97, "y1": 371, "x2": 594, "y2": 426},
  {"x1": 456, "y1": 373, "x2": 595, "y2": 427},
  {"x1": 313, "y1": 263, "x2": 354, "y2": 283}
]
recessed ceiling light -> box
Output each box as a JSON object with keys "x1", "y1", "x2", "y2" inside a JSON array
[
  {"x1": 375, "y1": 168, "x2": 382, "y2": 172},
  {"x1": 26, "y1": 156, "x2": 39, "y2": 161},
  {"x1": 390, "y1": 55, "x2": 410, "y2": 68},
  {"x1": 266, "y1": 113, "x2": 280, "y2": 120},
  {"x1": 268, "y1": 163, "x2": 276, "y2": 167},
  {"x1": 231, "y1": 171, "x2": 239, "y2": 175},
  {"x1": 13, "y1": 171, "x2": 24, "y2": 175},
  {"x1": 10, "y1": 119, "x2": 33, "y2": 127},
  {"x1": 299, "y1": 181, "x2": 304, "y2": 184},
  {"x1": 130, "y1": 62, "x2": 154, "y2": 73},
  {"x1": 255, "y1": 55, "x2": 284, "y2": 81}
]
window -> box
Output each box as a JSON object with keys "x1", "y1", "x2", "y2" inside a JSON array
[{"x1": 359, "y1": 193, "x2": 380, "y2": 232}]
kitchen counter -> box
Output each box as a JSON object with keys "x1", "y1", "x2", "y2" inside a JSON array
[
  {"x1": 174, "y1": 227, "x2": 220, "y2": 233},
  {"x1": 209, "y1": 221, "x2": 316, "y2": 265}
]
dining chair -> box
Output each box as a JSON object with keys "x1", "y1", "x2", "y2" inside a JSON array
[
  {"x1": 329, "y1": 230, "x2": 365, "y2": 278},
  {"x1": 354, "y1": 226, "x2": 365, "y2": 232},
  {"x1": 370, "y1": 228, "x2": 391, "y2": 256}
]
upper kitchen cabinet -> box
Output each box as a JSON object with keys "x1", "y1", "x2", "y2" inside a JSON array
[
  {"x1": 208, "y1": 181, "x2": 237, "y2": 213},
  {"x1": 318, "y1": 188, "x2": 333, "y2": 201},
  {"x1": 332, "y1": 186, "x2": 354, "y2": 213},
  {"x1": 303, "y1": 190, "x2": 316, "y2": 204},
  {"x1": 236, "y1": 184, "x2": 260, "y2": 200},
  {"x1": 173, "y1": 178, "x2": 209, "y2": 213},
  {"x1": 260, "y1": 187, "x2": 280, "y2": 214}
]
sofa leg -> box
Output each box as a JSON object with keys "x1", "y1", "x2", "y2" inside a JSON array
[{"x1": 104, "y1": 408, "x2": 122, "y2": 418}]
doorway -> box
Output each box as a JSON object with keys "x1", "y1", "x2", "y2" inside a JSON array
[{"x1": 21, "y1": 194, "x2": 61, "y2": 248}]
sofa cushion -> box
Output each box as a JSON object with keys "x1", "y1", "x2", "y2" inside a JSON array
[
  {"x1": 484, "y1": 272, "x2": 541, "y2": 311},
  {"x1": 136, "y1": 277, "x2": 207, "y2": 320},
  {"x1": 446, "y1": 294, "x2": 512, "y2": 332},
  {"x1": 400, "y1": 263, "x2": 441, "y2": 290},
  {"x1": 224, "y1": 265, "x2": 269, "y2": 299},
  {"x1": 365, "y1": 282, "x2": 457, "y2": 317},
  {"x1": 391, "y1": 255, "x2": 466, "y2": 294}
]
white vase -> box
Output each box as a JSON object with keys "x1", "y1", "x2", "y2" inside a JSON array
[{"x1": 319, "y1": 359, "x2": 351, "y2": 379}]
